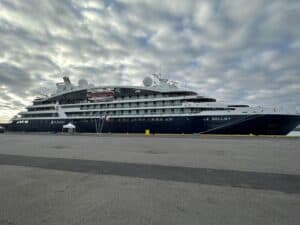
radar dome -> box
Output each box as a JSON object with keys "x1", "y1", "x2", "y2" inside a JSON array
[
  {"x1": 143, "y1": 76, "x2": 153, "y2": 87},
  {"x1": 78, "y1": 79, "x2": 88, "y2": 87}
]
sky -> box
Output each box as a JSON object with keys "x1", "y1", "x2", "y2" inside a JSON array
[{"x1": 0, "y1": 0, "x2": 300, "y2": 122}]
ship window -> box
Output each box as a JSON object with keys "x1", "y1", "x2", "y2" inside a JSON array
[{"x1": 184, "y1": 108, "x2": 191, "y2": 113}]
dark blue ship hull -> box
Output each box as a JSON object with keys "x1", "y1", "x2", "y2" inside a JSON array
[{"x1": 7, "y1": 114, "x2": 300, "y2": 135}]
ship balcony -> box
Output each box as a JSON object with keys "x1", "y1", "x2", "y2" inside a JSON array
[
  {"x1": 109, "y1": 95, "x2": 198, "y2": 104},
  {"x1": 20, "y1": 110, "x2": 57, "y2": 115},
  {"x1": 27, "y1": 103, "x2": 57, "y2": 109},
  {"x1": 58, "y1": 95, "x2": 200, "y2": 108},
  {"x1": 65, "y1": 109, "x2": 192, "y2": 118},
  {"x1": 66, "y1": 105, "x2": 189, "y2": 114}
]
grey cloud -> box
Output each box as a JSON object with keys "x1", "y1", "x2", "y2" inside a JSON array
[
  {"x1": 0, "y1": 0, "x2": 300, "y2": 121},
  {"x1": 0, "y1": 63, "x2": 32, "y2": 91}
]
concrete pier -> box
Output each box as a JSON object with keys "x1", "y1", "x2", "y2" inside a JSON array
[{"x1": 0, "y1": 133, "x2": 299, "y2": 225}]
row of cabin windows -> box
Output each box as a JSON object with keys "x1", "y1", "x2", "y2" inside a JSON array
[
  {"x1": 112, "y1": 117, "x2": 173, "y2": 122},
  {"x1": 115, "y1": 95, "x2": 163, "y2": 100},
  {"x1": 63, "y1": 94, "x2": 191, "y2": 106},
  {"x1": 66, "y1": 108, "x2": 207, "y2": 117},
  {"x1": 80, "y1": 100, "x2": 183, "y2": 110},
  {"x1": 28, "y1": 107, "x2": 55, "y2": 112},
  {"x1": 66, "y1": 107, "x2": 233, "y2": 117},
  {"x1": 113, "y1": 93, "x2": 186, "y2": 100},
  {"x1": 73, "y1": 118, "x2": 174, "y2": 123},
  {"x1": 22, "y1": 113, "x2": 58, "y2": 118},
  {"x1": 33, "y1": 93, "x2": 193, "y2": 106}
]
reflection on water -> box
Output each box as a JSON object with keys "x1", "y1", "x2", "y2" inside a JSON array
[{"x1": 288, "y1": 131, "x2": 300, "y2": 136}]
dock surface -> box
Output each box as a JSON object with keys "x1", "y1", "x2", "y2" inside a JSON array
[{"x1": 0, "y1": 133, "x2": 299, "y2": 225}]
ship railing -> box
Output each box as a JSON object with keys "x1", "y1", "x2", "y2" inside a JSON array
[
  {"x1": 66, "y1": 110, "x2": 193, "y2": 118},
  {"x1": 20, "y1": 110, "x2": 58, "y2": 115}
]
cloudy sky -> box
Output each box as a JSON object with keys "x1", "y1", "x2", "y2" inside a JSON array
[{"x1": 0, "y1": 0, "x2": 300, "y2": 122}]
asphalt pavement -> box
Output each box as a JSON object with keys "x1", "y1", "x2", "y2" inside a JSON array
[{"x1": 0, "y1": 133, "x2": 299, "y2": 225}]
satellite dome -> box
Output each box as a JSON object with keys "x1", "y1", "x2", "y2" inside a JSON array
[
  {"x1": 143, "y1": 76, "x2": 153, "y2": 87},
  {"x1": 78, "y1": 79, "x2": 88, "y2": 87}
]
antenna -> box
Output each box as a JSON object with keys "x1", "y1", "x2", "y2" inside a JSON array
[
  {"x1": 36, "y1": 87, "x2": 51, "y2": 98},
  {"x1": 159, "y1": 64, "x2": 163, "y2": 77}
]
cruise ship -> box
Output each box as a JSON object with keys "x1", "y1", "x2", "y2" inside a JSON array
[{"x1": 8, "y1": 75, "x2": 300, "y2": 135}]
